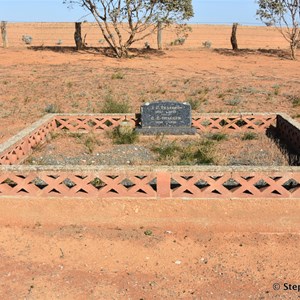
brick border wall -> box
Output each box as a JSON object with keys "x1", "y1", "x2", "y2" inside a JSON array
[
  {"x1": 0, "y1": 112, "x2": 299, "y2": 199},
  {"x1": 0, "y1": 165, "x2": 299, "y2": 199},
  {"x1": 55, "y1": 113, "x2": 276, "y2": 133},
  {"x1": 0, "y1": 115, "x2": 56, "y2": 165}
]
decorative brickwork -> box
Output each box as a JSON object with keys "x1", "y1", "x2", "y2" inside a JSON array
[
  {"x1": 0, "y1": 166, "x2": 299, "y2": 199},
  {"x1": 55, "y1": 114, "x2": 136, "y2": 132},
  {"x1": 192, "y1": 114, "x2": 275, "y2": 133},
  {"x1": 0, "y1": 113, "x2": 299, "y2": 199},
  {"x1": 0, "y1": 115, "x2": 56, "y2": 165}
]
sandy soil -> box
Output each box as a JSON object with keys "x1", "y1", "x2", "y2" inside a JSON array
[{"x1": 0, "y1": 24, "x2": 300, "y2": 299}]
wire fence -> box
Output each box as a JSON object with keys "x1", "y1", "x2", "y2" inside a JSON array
[{"x1": 1, "y1": 21, "x2": 289, "y2": 50}]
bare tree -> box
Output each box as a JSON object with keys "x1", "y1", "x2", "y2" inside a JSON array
[
  {"x1": 64, "y1": 0, "x2": 194, "y2": 58},
  {"x1": 257, "y1": 0, "x2": 300, "y2": 59}
]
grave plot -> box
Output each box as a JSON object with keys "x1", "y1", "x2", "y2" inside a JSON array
[
  {"x1": 22, "y1": 130, "x2": 289, "y2": 167},
  {"x1": 0, "y1": 112, "x2": 299, "y2": 199}
]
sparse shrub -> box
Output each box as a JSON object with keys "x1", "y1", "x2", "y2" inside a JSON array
[
  {"x1": 170, "y1": 24, "x2": 192, "y2": 46},
  {"x1": 226, "y1": 97, "x2": 241, "y2": 106},
  {"x1": 111, "y1": 72, "x2": 124, "y2": 79},
  {"x1": 193, "y1": 140, "x2": 216, "y2": 165},
  {"x1": 241, "y1": 132, "x2": 258, "y2": 141},
  {"x1": 111, "y1": 126, "x2": 138, "y2": 144},
  {"x1": 152, "y1": 138, "x2": 216, "y2": 165},
  {"x1": 2, "y1": 178, "x2": 17, "y2": 187},
  {"x1": 149, "y1": 87, "x2": 166, "y2": 94},
  {"x1": 202, "y1": 40, "x2": 212, "y2": 48},
  {"x1": 56, "y1": 39, "x2": 63, "y2": 45},
  {"x1": 201, "y1": 120, "x2": 212, "y2": 127},
  {"x1": 66, "y1": 81, "x2": 73, "y2": 88},
  {"x1": 69, "y1": 132, "x2": 84, "y2": 140},
  {"x1": 84, "y1": 133, "x2": 100, "y2": 153},
  {"x1": 101, "y1": 95, "x2": 130, "y2": 113},
  {"x1": 144, "y1": 229, "x2": 153, "y2": 236},
  {"x1": 171, "y1": 37, "x2": 186, "y2": 46},
  {"x1": 44, "y1": 103, "x2": 60, "y2": 113},
  {"x1": 22, "y1": 35, "x2": 33, "y2": 45},
  {"x1": 98, "y1": 38, "x2": 105, "y2": 44},
  {"x1": 217, "y1": 92, "x2": 225, "y2": 100},
  {"x1": 286, "y1": 94, "x2": 300, "y2": 107},
  {"x1": 207, "y1": 133, "x2": 227, "y2": 141},
  {"x1": 180, "y1": 140, "x2": 216, "y2": 165},
  {"x1": 187, "y1": 98, "x2": 201, "y2": 110},
  {"x1": 272, "y1": 84, "x2": 280, "y2": 95},
  {"x1": 50, "y1": 131, "x2": 60, "y2": 140},
  {"x1": 90, "y1": 177, "x2": 105, "y2": 189},
  {"x1": 152, "y1": 140, "x2": 179, "y2": 160}
]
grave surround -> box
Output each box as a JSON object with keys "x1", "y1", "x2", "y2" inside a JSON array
[{"x1": 0, "y1": 112, "x2": 299, "y2": 199}]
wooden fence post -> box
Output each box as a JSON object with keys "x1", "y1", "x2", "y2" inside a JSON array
[
  {"x1": 230, "y1": 23, "x2": 238, "y2": 51},
  {"x1": 157, "y1": 21, "x2": 162, "y2": 50},
  {"x1": 74, "y1": 22, "x2": 83, "y2": 50},
  {"x1": 1, "y1": 21, "x2": 8, "y2": 48}
]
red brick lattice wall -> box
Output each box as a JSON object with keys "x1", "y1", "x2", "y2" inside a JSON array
[
  {"x1": 0, "y1": 166, "x2": 299, "y2": 199},
  {"x1": 0, "y1": 115, "x2": 57, "y2": 165},
  {"x1": 54, "y1": 113, "x2": 276, "y2": 133}
]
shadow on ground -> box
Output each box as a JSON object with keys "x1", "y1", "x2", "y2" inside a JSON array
[
  {"x1": 28, "y1": 46, "x2": 166, "y2": 58},
  {"x1": 214, "y1": 48, "x2": 291, "y2": 60},
  {"x1": 266, "y1": 125, "x2": 300, "y2": 166}
]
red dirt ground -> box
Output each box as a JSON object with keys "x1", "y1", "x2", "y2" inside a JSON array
[
  {"x1": 0, "y1": 198, "x2": 299, "y2": 299},
  {"x1": 0, "y1": 24, "x2": 300, "y2": 299}
]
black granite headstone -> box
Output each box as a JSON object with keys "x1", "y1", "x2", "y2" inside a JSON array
[{"x1": 137, "y1": 100, "x2": 196, "y2": 135}]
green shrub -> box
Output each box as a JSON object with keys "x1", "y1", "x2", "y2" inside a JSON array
[
  {"x1": 44, "y1": 103, "x2": 61, "y2": 113},
  {"x1": 293, "y1": 98, "x2": 300, "y2": 107},
  {"x1": 101, "y1": 95, "x2": 130, "y2": 113},
  {"x1": 272, "y1": 84, "x2": 280, "y2": 95},
  {"x1": 84, "y1": 133, "x2": 100, "y2": 153},
  {"x1": 202, "y1": 40, "x2": 212, "y2": 48},
  {"x1": 207, "y1": 133, "x2": 227, "y2": 141},
  {"x1": 193, "y1": 140, "x2": 216, "y2": 165},
  {"x1": 241, "y1": 132, "x2": 258, "y2": 141},
  {"x1": 90, "y1": 177, "x2": 105, "y2": 189},
  {"x1": 187, "y1": 98, "x2": 202, "y2": 110},
  {"x1": 111, "y1": 126, "x2": 138, "y2": 144},
  {"x1": 226, "y1": 97, "x2": 241, "y2": 106},
  {"x1": 111, "y1": 72, "x2": 124, "y2": 79},
  {"x1": 152, "y1": 137, "x2": 216, "y2": 165},
  {"x1": 152, "y1": 140, "x2": 179, "y2": 160}
]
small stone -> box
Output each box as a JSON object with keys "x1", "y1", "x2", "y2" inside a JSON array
[
  {"x1": 201, "y1": 258, "x2": 208, "y2": 264},
  {"x1": 175, "y1": 260, "x2": 181, "y2": 265},
  {"x1": 165, "y1": 230, "x2": 172, "y2": 234}
]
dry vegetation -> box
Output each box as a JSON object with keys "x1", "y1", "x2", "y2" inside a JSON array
[{"x1": 24, "y1": 131, "x2": 289, "y2": 167}]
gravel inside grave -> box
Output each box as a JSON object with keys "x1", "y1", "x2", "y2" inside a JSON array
[{"x1": 28, "y1": 144, "x2": 157, "y2": 166}]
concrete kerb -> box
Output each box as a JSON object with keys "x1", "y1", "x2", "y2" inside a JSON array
[{"x1": 0, "y1": 114, "x2": 55, "y2": 154}]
